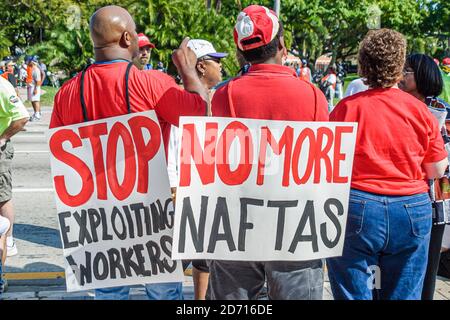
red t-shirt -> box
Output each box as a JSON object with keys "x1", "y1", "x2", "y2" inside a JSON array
[
  {"x1": 330, "y1": 87, "x2": 447, "y2": 195},
  {"x1": 49, "y1": 61, "x2": 206, "y2": 151},
  {"x1": 211, "y1": 64, "x2": 329, "y2": 121}
]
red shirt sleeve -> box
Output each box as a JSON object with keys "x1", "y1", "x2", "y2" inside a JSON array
[
  {"x1": 211, "y1": 84, "x2": 231, "y2": 117},
  {"x1": 329, "y1": 99, "x2": 348, "y2": 122},
  {"x1": 423, "y1": 113, "x2": 447, "y2": 163},
  {"x1": 149, "y1": 72, "x2": 207, "y2": 127},
  {"x1": 49, "y1": 90, "x2": 63, "y2": 129}
]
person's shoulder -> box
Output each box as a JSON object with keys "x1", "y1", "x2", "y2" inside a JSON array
[
  {"x1": 290, "y1": 77, "x2": 321, "y2": 93},
  {"x1": 389, "y1": 88, "x2": 426, "y2": 107},
  {"x1": 133, "y1": 68, "x2": 176, "y2": 86},
  {"x1": 336, "y1": 88, "x2": 374, "y2": 108},
  {"x1": 55, "y1": 73, "x2": 81, "y2": 100}
]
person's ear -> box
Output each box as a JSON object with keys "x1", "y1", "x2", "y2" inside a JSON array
[
  {"x1": 196, "y1": 61, "x2": 206, "y2": 76},
  {"x1": 279, "y1": 35, "x2": 288, "y2": 58},
  {"x1": 121, "y1": 31, "x2": 132, "y2": 47}
]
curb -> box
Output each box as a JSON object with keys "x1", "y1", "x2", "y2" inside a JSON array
[{"x1": 4, "y1": 270, "x2": 194, "y2": 287}]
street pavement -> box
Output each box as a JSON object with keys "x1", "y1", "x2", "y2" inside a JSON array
[{"x1": 2, "y1": 99, "x2": 450, "y2": 300}]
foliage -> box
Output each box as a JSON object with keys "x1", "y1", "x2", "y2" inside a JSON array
[{"x1": 0, "y1": 0, "x2": 448, "y2": 77}]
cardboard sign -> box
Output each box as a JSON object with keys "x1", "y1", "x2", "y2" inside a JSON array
[
  {"x1": 172, "y1": 117, "x2": 357, "y2": 261},
  {"x1": 47, "y1": 111, "x2": 184, "y2": 292}
]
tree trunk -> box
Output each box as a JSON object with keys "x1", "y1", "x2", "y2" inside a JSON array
[
  {"x1": 206, "y1": 0, "x2": 212, "y2": 10},
  {"x1": 215, "y1": 0, "x2": 221, "y2": 12},
  {"x1": 302, "y1": 38, "x2": 306, "y2": 57}
]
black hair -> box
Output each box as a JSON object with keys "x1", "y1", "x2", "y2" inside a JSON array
[
  {"x1": 238, "y1": 23, "x2": 283, "y2": 64},
  {"x1": 406, "y1": 53, "x2": 443, "y2": 98}
]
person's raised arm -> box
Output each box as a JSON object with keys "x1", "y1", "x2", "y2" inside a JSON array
[{"x1": 172, "y1": 37, "x2": 208, "y2": 103}]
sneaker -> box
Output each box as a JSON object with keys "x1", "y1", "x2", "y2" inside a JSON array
[
  {"x1": 0, "y1": 275, "x2": 8, "y2": 293},
  {"x1": 29, "y1": 113, "x2": 41, "y2": 122},
  {"x1": 6, "y1": 241, "x2": 17, "y2": 257}
]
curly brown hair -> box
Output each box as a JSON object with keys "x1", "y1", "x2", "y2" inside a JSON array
[{"x1": 358, "y1": 28, "x2": 406, "y2": 88}]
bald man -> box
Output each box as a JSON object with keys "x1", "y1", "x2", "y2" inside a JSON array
[
  {"x1": 49, "y1": 5, "x2": 209, "y2": 300},
  {"x1": 50, "y1": 5, "x2": 207, "y2": 149}
]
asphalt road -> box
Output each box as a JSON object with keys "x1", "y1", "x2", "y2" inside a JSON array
[{"x1": 7, "y1": 107, "x2": 64, "y2": 275}]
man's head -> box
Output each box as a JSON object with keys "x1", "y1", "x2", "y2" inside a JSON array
[
  {"x1": 5, "y1": 60, "x2": 15, "y2": 72},
  {"x1": 28, "y1": 56, "x2": 38, "y2": 67},
  {"x1": 187, "y1": 39, "x2": 228, "y2": 89},
  {"x1": 137, "y1": 33, "x2": 155, "y2": 66},
  {"x1": 89, "y1": 5, "x2": 139, "y2": 61},
  {"x1": 233, "y1": 5, "x2": 286, "y2": 65}
]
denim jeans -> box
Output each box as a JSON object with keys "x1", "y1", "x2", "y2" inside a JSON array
[
  {"x1": 327, "y1": 189, "x2": 432, "y2": 300},
  {"x1": 95, "y1": 282, "x2": 184, "y2": 300},
  {"x1": 0, "y1": 260, "x2": 3, "y2": 293}
]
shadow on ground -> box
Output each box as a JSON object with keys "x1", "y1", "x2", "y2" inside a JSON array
[{"x1": 13, "y1": 223, "x2": 62, "y2": 249}]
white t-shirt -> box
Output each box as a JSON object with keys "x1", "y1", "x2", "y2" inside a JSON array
[
  {"x1": 31, "y1": 66, "x2": 41, "y2": 86},
  {"x1": 327, "y1": 74, "x2": 337, "y2": 85},
  {"x1": 344, "y1": 78, "x2": 369, "y2": 97}
]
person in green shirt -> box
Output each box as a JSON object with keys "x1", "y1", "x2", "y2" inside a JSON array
[{"x1": 0, "y1": 76, "x2": 28, "y2": 293}]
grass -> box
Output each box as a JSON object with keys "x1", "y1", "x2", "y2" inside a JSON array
[
  {"x1": 23, "y1": 85, "x2": 59, "y2": 108},
  {"x1": 333, "y1": 73, "x2": 359, "y2": 106}
]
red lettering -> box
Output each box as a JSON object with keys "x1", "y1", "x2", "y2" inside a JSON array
[
  {"x1": 257, "y1": 126, "x2": 293, "y2": 187},
  {"x1": 179, "y1": 123, "x2": 217, "y2": 187},
  {"x1": 106, "y1": 123, "x2": 136, "y2": 200},
  {"x1": 216, "y1": 121, "x2": 253, "y2": 185},
  {"x1": 49, "y1": 129, "x2": 94, "y2": 207},
  {"x1": 333, "y1": 126, "x2": 354, "y2": 183},
  {"x1": 78, "y1": 123, "x2": 108, "y2": 200},
  {"x1": 128, "y1": 116, "x2": 161, "y2": 193},
  {"x1": 314, "y1": 127, "x2": 334, "y2": 183},
  {"x1": 292, "y1": 128, "x2": 316, "y2": 184}
]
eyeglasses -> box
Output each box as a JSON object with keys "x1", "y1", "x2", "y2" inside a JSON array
[
  {"x1": 199, "y1": 57, "x2": 221, "y2": 64},
  {"x1": 402, "y1": 70, "x2": 414, "y2": 76}
]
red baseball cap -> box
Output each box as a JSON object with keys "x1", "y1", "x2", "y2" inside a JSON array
[
  {"x1": 138, "y1": 33, "x2": 155, "y2": 49},
  {"x1": 443, "y1": 57, "x2": 450, "y2": 66},
  {"x1": 233, "y1": 5, "x2": 280, "y2": 51}
]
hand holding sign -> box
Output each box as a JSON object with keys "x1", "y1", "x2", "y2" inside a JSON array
[
  {"x1": 47, "y1": 111, "x2": 184, "y2": 292},
  {"x1": 172, "y1": 117, "x2": 358, "y2": 261}
]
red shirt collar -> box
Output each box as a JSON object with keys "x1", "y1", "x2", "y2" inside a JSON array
[{"x1": 248, "y1": 63, "x2": 297, "y2": 77}]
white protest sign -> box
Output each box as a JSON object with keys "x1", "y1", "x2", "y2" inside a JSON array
[
  {"x1": 47, "y1": 111, "x2": 184, "y2": 292},
  {"x1": 172, "y1": 117, "x2": 357, "y2": 261}
]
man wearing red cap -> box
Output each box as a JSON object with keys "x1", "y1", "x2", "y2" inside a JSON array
[
  {"x1": 209, "y1": 5, "x2": 329, "y2": 300},
  {"x1": 137, "y1": 33, "x2": 156, "y2": 70}
]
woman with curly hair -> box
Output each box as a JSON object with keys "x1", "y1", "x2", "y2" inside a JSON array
[{"x1": 326, "y1": 29, "x2": 448, "y2": 300}]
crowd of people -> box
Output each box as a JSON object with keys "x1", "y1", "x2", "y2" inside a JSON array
[
  {"x1": 0, "y1": 55, "x2": 49, "y2": 122},
  {"x1": 1, "y1": 3, "x2": 450, "y2": 300}
]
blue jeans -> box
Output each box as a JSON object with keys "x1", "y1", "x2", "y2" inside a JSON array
[
  {"x1": 0, "y1": 260, "x2": 3, "y2": 294},
  {"x1": 327, "y1": 189, "x2": 432, "y2": 300},
  {"x1": 95, "y1": 282, "x2": 184, "y2": 300}
]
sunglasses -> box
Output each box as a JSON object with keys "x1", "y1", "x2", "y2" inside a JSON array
[{"x1": 199, "y1": 57, "x2": 221, "y2": 64}]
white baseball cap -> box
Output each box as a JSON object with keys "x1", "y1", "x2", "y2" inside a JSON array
[{"x1": 187, "y1": 39, "x2": 228, "y2": 59}]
